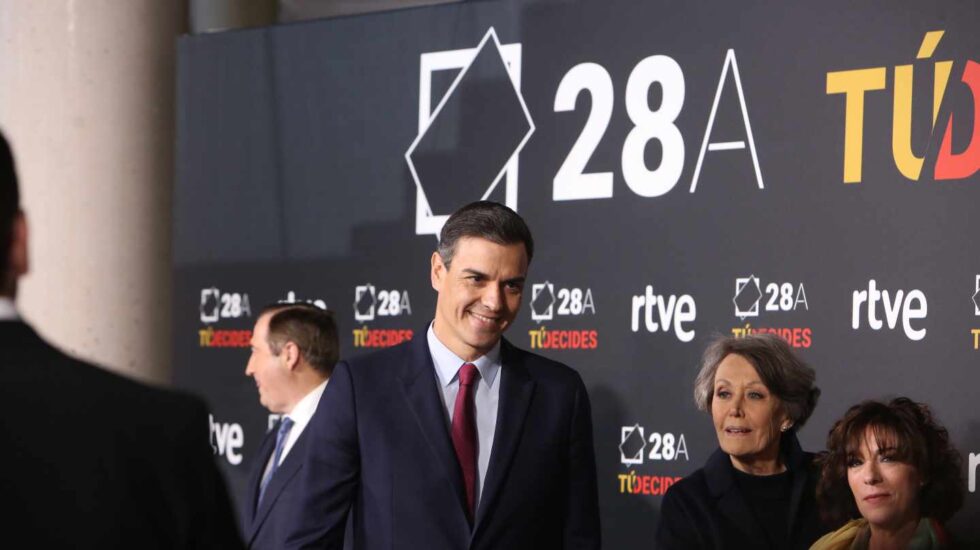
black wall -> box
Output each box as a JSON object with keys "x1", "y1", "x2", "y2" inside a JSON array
[{"x1": 174, "y1": 1, "x2": 980, "y2": 545}]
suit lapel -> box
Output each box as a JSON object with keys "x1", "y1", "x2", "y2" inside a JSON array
[
  {"x1": 244, "y1": 424, "x2": 277, "y2": 532},
  {"x1": 782, "y1": 433, "x2": 810, "y2": 541},
  {"x1": 473, "y1": 339, "x2": 535, "y2": 535},
  {"x1": 398, "y1": 335, "x2": 471, "y2": 524},
  {"x1": 247, "y1": 431, "x2": 308, "y2": 545}
]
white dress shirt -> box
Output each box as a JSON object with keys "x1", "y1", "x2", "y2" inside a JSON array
[
  {"x1": 0, "y1": 297, "x2": 18, "y2": 321},
  {"x1": 427, "y1": 323, "x2": 501, "y2": 509}
]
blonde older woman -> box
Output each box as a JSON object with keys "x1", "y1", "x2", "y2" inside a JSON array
[{"x1": 656, "y1": 334, "x2": 826, "y2": 549}]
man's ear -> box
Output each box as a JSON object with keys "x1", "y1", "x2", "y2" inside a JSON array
[
  {"x1": 431, "y1": 251, "x2": 445, "y2": 291},
  {"x1": 281, "y1": 341, "x2": 301, "y2": 371},
  {"x1": 9, "y1": 211, "x2": 27, "y2": 278}
]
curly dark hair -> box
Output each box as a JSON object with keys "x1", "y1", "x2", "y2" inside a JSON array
[{"x1": 816, "y1": 397, "x2": 964, "y2": 527}]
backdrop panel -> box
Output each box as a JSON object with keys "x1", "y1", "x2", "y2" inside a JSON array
[{"x1": 174, "y1": 1, "x2": 980, "y2": 545}]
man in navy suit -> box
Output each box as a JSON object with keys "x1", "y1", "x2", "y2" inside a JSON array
[
  {"x1": 243, "y1": 303, "x2": 339, "y2": 549},
  {"x1": 286, "y1": 201, "x2": 600, "y2": 549}
]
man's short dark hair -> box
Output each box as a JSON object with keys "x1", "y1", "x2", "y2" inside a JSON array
[
  {"x1": 0, "y1": 131, "x2": 19, "y2": 279},
  {"x1": 260, "y1": 303, "x2": 339, "y2": 377},
  {"x1": 437, "y1": 201, "x2": 534, "y2": 269}
]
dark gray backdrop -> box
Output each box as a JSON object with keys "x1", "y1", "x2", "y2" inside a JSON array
[{"x1": 174, "y1": 0, "x2": 980, "y2": 545}]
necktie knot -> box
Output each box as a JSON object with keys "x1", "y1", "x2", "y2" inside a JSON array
[
  {"x1": 278, "y1": 416, "x2": 294, "y2": 437},
  {"x1": 459, "y1": 363, "x2": 480, "y2": 387}
]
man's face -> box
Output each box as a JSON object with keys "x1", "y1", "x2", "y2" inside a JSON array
[
  {"x1": 431, "y1": 236, "x2": 527, "y2": 362},
  {"x1": 245, "y1": 312, "x2": 291, "y2": 413}
]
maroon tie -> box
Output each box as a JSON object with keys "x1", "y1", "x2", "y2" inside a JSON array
[{"x1": 451, "y1": 363, "x2": 480, "y2": 521}]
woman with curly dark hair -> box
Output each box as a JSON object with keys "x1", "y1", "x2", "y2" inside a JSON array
[{"x1": 812, "y1": 397, "x2": 964, "y2": 549}]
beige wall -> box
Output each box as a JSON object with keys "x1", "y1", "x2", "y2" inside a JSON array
[{"x1": 0, "y1": 2, "x2": 185, "y2": 384}]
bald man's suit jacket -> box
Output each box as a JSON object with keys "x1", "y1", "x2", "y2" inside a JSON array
[
  {"x1": 0, "y1": 321, "x2": 242, "y2": 548},
  {"x1": 284, "y1": 334, "x2": 601, "y2": 550}
]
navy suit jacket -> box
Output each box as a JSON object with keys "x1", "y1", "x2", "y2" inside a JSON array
[
  {"x1": 243, "y1": 421, "x2": 311, "y2": 549},
  {"x1": 0, "y1": 321, "x2": 242, "y2": 548},
  {"x1": 285, "y1": 334, "x2": 600, "y2": 550}
]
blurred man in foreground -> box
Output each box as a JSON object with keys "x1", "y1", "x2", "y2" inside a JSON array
[{"x1": 0, "y1": 129, "x2": 242, "y2": 548}]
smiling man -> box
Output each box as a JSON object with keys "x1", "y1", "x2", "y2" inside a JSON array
[{"x1": 286, "y1": 201, "x2": 600, "y2": 550}]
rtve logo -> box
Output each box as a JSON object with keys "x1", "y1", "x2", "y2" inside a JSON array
[
  {"x1": 630, "y1": 285, "x2": 696, "y2": 342},
  {"x1": 208, "y1": 414, "x2": 243, "y2": 466},
  {"x1": 827, "y1": 31, "x2": 979, "y2": 183},
  {"x1": 851, "y1": 279, "x2": 928, "y2": 341}
]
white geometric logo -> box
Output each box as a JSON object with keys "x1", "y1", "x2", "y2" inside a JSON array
[
  {"x1": 406, "y1": 27, "x2": 534, "y2": 237},
  {"x1": 200, "y1": 287, "x2": 221, "y2": 324},
  {"x1": 974, "y1": 275, "x2": 980, "y2": 316},
  {"x1": 354, "y1": 284, "x2": 376, "y2": 322},
  {"x1": 620, "y1": 424, "x2": 646, "y2": 466},
  {"x1": 530, "y1": 282, "x2": 556, "y2": 322},
  {"x1": 733, "y1": 275, "x2": 762, "y2": 320}
]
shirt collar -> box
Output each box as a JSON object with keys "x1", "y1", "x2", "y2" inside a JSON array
[
  {"x1": 0, "y1": 297, "x2": 18, "y2": 321},
  {"x1": 427, "y1": 322, "x2": 501, "y2": 387},
  {"x1": 284, "y1": 379, "x2": 328, "y2": 427}
]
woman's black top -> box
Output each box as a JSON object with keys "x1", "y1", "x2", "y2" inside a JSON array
[
  {"x1": 732, "y1": 467, "x2": 793, "y2": 548},
  {"x1": 654, "y1": 432, "x2": 829, "y2": 549}
]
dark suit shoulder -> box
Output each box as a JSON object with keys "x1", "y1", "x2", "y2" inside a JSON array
[
  {"x1": 337, "y1": 338, "x2": 417, "y2": 389},
  {"x1": 3, "y1": 324, "x2": 206, "y2": 425},
  {"x1": 343, "y1": 337, "x2": 414, "y2": 368},
  {"x1": 662, "y1": 465, "x2": 710, "y2": 503},
  {"x1": 656, "y1": 467, "x2": 713, "y2": 549},
  {"x1": 0, "y1": 322, "x2": 242, "y2": 548},
  {"x1": 74, "y1": 354, "x2": 209, "y2": 430},
  {"x1": 504, "y1": 341, "x2": 586, "y2": 385}
]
